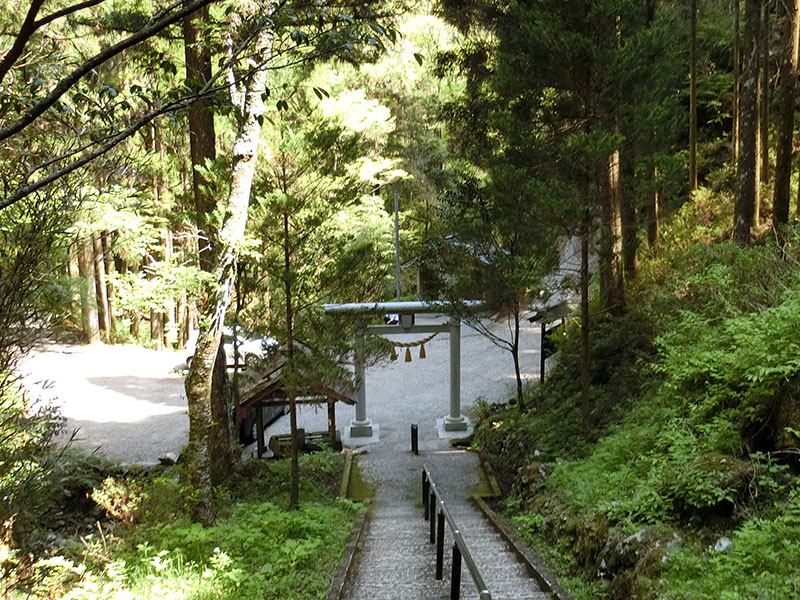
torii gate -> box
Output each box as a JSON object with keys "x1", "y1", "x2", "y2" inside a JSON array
[{"x1": 324, "y1": 301, "x2": 479, "y2": 439}]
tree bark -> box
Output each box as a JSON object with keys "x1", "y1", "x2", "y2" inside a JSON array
[
  {"x1": 284, "y1": 209, "x2": 300, "y2": 510},
  {"x1": 163, "y1": 229, "x2": 176, "y2": 349},
  {"x1": 600, "y1": 152, "x2": 626, "y2": 314},
  {"x1": 733, "y1": 0, "x2": 741, "y2": 164},
  {"x1": 184, "y1": 6, "x2": 218, "y2": 271},
  {"x1": 512, "y1": 305, "x2": 524, "y2": 410},
  {"x1": 619, "y1": 145, "x2": 637, "y2": 276},
  {"x1": 76, "y1": 236, "x2": 100, "y2": 344},
  {"x1": 185, "y1": 24, "x2": 272, "y2": 526},
  {"x1": 92, "y1": 232, "x2": 110, "y2": 343},
  {"x1": 690, "y1": 0, "x2": 699, "y2": 192},
  {"x1": 209, "y1": 342, "x2": 233, "y2": 487},
  {"x1": 129, "y1": 262, "x2": 141, "y2": 341},
  {"x1": 580, "y1": 218, "x2": 590, "y2": 429},
  {"x1": 735, "y1": 0, "x2": 761, "y2": 246},
  {"x1": 68, "y1": 251, "x2": 81, "y2": 324},
  {"x1": 150, "y1": 309, "x2": 164, "y2": 350},
  {"x1": 102, "y1": 232, "x2": 117, "y2": 337},
  {"x1": 647, "y1": 163, "x2": 660, "y2": 248},
  {"x1": 755, "y1": 0, "x2": 771, "y2": 225},
  {"x1": 773, "y1": 0, "x2": 799, "y2": 228}
]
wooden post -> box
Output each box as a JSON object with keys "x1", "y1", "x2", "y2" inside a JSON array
[
  {"x1": 327, "y1": 399, "x2": 336, "y2": 446},
  {"x1": 256, "y1": 401, "x2": 265, "y2": 459}
]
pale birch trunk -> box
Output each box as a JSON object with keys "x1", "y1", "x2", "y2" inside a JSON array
[
  {"x1": 77, "y1": 237, "x2": 100, "y2": 344},
  {"x1": 92, "y1": 232, "x2": 110, "y2": 343},
  {"x1": 184, "y1": 24, "x2": 272, "y2": 526}
]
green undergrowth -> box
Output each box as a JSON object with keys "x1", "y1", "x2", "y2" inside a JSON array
[
  {"x1": 473, "y1": 197, "x2": 800, "y2": 599},
  {"x1": 17, "y1": 452, "x2": 360, "y2": 600}
]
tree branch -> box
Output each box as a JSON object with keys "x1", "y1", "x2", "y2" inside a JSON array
[
  {"x1": 33, "y1": 0, "x2": 107, "y2": 29},
  {"x1": 1, "y1": 100, "x2": 188, "y2": 210},
  {"x1": 0, "y1": 0, "x2": 219, "y2": 143},
  {"x1": 0, "y1": 0, "x2": 46, "y2": 84}
]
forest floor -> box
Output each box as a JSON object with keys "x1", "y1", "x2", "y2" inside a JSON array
[{"x1": 19, "y1": 315, "x2": 541, "y2": 465}]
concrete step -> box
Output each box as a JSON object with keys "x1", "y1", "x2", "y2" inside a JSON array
[{"x1": 344, "y1": 497, "x2": 547, "y2": 600}]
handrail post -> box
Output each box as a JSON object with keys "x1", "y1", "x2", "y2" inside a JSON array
[
  {"x1": 423, "y1": 468, "x2": 493, "y2": 600},
  {"x1": 429, "y1": 494, "x2": 436, "y2": 543},
  {"x1": 451, "y1": 542, "x2": 462, "y2": 600},
  {"x1": 435, "y1": 509, "x2": 445, "y2": 580},
  {"x1": 423, "y1": 471, "x2": 429, "y2": 520}
]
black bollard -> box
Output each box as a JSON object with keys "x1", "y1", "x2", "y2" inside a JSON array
[
  {"x1": 411, "y1": 423, "x2": 419, "y2": 454},
  {"x1": 451, "y1": 543, "x2": 462, "y2": 600},
  {"x1": 435, "y1": 510, "x2": 445, "y2": 580}
]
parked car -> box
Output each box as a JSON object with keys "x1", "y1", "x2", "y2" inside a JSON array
[{"x1": 184, "y1": 327, "x2": 277, "y2": 369}]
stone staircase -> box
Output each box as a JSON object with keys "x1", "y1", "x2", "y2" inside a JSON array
[{"x1": 344, "y1": 500, "x2": 550, "y2": 600}]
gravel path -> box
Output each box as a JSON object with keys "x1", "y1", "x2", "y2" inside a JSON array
[{"x1": 20, "y1": 316, "x2": 540, "y2": 466}]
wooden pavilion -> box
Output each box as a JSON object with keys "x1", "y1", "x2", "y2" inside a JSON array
[{"x1": 237, "y1": 351, "x2": 355, "y2": 458}]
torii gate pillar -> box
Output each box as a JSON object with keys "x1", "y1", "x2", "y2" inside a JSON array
[
  {"x1": 349, "y1": 329, "x2": 374, "y2": 437},
  {"x1": 444, "y1": 317, "x2": 468, "y2": 431}
]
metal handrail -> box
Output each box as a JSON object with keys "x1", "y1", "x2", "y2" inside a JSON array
[{"x1": 422, "y1": 465, "x2": 492, "y2": 600}]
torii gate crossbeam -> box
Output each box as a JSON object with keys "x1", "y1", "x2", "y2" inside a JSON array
[{"x1": 324, "y1": 301, "x2": 481, "y2": 440}]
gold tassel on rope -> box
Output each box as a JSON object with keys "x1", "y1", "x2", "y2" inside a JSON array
[
  {"x1": 404, "y1": 347, "x2": 412, "y2": 362},
  {"x1": 419, "y1": 344, "x2": 426, "y2": 359},
  {"x1": 390, "y1": 346, "x2": 398, "y2": 361}
]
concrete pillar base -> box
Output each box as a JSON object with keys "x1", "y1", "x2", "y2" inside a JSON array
[
  {"x1": 344, "y1": 423, "x2": 380, "y2": 448},
  {"x1": 348, "y1": 418, "x2": 374, "y2": 437},
  {"x1": 443, "y1": 414, "x2": 469, "y2": 431},
  {"x1": 436, "y1": 417, "x2": 472, "y2": 438}
]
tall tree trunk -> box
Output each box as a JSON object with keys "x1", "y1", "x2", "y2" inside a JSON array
[
  {"x1": 511, "y1": 302, "x2": 524, "y2": 410},
  {"x1": 185, "y1": 24, "x2": 271, "y2": 526},
  {"x1": 163, "y1": 229, "x2": 176, "y2": 349},
  {"x1": 92, "y1": 232, "x2": 110, "y2": 343},
  {"x1": 600, "y1": 153, "x2": 626, "y2": 314},
  {"x1": 647, "y1": 163, "x2": 660, "y2": 248},
  {"x1": 284, "y1": 210, "x2": 300, "y2": 510},
  {"x1": 796, "y1": 150, "x2": 800, "y2": 217},
  {"x1": 773, "y1": 0, "x2": 800, "y2": 227},
  {"x1": 735, "y1": 0, "x2": 761, "y2": 246},
  {"x1": 755, "y1": 0, "x2": 771, "y2": 224},
  {"x1": 150, "y1": 309, "x2": 164, "y2": 350},
  {"x1": 184, "y1": 6, "x2": 218, "y2": 272},
  {"x1": 208, "y1": 342, "x2": 233, "y2": 487},
  {"x1": 129, "y1": 262, "x2": 141, "y2": 340},
  {"x1": 184, "y1": 3, "x2": 231, "y2": 478},
  {"x1": 102, "y1": 232, "x2": 117, "y2": 337},
  {"x1": 733, "y1": 0, "x2": 741, "y2": 164},
  {"x1": 611, "y1": 14, "x2": 637, "y2": 277},
  {"x1": 580, "y1": 214, "x2": 590, "y2": 429},
  {"x1": 77, "y1": 237, "x2": 100, "y2": 344},
  {"x1": 620, "y1": 144, "x2": 637, "y2": 276},
  {"x1": 177, "y1": 291, "x2": 189, "y2": 347},
  {"x1": 68, "y1": 251, "x2": 81, "y2": 326},
  {"x1": 690, "y1": 0, "x2": 699, "y2": 192}
]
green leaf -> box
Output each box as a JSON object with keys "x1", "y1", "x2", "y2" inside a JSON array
[
  {"x1": 160, "y1": 61, "x2": 177, "y2": 76},
  {"x1": 413, "y1": 53, "x2": 425, "y2": 66},
  {"x1": 367, "y1": 22, "x2": 385, "y2": 37}
]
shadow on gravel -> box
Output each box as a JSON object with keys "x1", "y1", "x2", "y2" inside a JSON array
[{"x1": 86, "y1": 376, "x2": 186, "y2": 408}]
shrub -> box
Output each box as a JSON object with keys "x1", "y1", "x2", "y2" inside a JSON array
[{"x1": 662, "y1": 491, "x2": 800, "y2": 600}]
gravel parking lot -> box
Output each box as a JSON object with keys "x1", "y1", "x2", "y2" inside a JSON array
[
  {"x1": 22, "y1": 342, "x2": 189, "y2": 465},
  {"x1": 21, "y1": 316, "x2": 542, "y2": 465}
]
